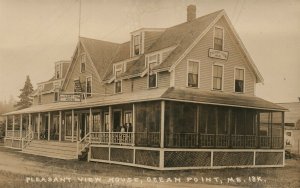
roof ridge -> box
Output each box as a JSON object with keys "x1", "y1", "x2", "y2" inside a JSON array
[{"x1": 79, "y1": 36, "x2": 120, "y2": 45}]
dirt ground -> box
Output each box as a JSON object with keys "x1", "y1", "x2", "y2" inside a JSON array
[{"x1": 0, "y1": 146, "x2": 299, "y2": 188}]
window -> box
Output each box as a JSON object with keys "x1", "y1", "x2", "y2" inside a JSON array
[
  {"x1": 86, "y1": 77, "x2": 92, "y2": 97},
  {"x1": 92, "y1": 114, "x2": 100, "y2": 132},
  {"x1": 115, "y1": 80, "x2": 122, "y2": 93},
  {"x1": 235, "y1": 68, "x2": 245, "y2": 93},
  {"x1": 147, "y1": 54, "x2": 159, "y2": 88},
  {"x1": 187, "y1": 60, "x2": 199, "y2": 87},
  {"x1": 80, "y1": 54, "x2": 86, "y2": 73},
  {"x1": 133, "y1": 35, "x2": 141, "y2": 56},
  {"x1": 38, "y1": 95, "x2": 41, "y2": 104},
  {"x1": 54, "y1": 91, "x2": 59, "y2": 102},
  {"x1": 104, "y1": 112, "x2": 109, "y2": 132},
  {"x1": 55, "y1": 64, "x2": 61, "y2": 79},
  {"x1": 213, "y1": 65, "x2": 223, "y2": 90},
  {"x1": 148, "y1": 62, "x2": 157, "y2": 88},
  {"x1": 214, "y1": 27, "x2": 224, "y2": 51},
  {"x1": 114, "y1": 63, "x2": 124, "y2": 78}
]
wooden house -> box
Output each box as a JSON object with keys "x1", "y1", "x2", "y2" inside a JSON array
[{"x1": 2, "y1": 5, "x2": 286, "y2": 170}]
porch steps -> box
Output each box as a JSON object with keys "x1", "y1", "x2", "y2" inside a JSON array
[{"x1": 22, "y1": 140, "x2": 78, "y2": 160}]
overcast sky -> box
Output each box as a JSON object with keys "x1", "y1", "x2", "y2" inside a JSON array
[{"x1": 0, "y1": 0, "x2": 299, "y2": 103}]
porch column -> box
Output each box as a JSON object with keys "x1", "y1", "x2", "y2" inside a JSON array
[
  {"x1": 89, "y1": 108, "x2": 92, "y2": 142},
  {"x1": 28, "y1": 114, "x2": 31, "y2": 133},
  {"x1": 108, "y1": 106, "x2": 112, "y2": 144},
  {"x1": 71, "y1": 110, "x2": 74, "y2": 142},
  {"x1": 48, "y1": 112, "x2": 51, "y2": 141},
  {"x1": 12, "y1": 115, "x2": 15, "y2": 139},
  {"x1": 5, "y1": 116, "x2": 8, "y2": 137},
  {"x1": 132, "y1": 103, "x2": 136, "y2": 146},
  {"x1": 281, "y1": 111, "x2": 284, "y2": 149},
  {"x1": 270, "y1": 112, "x2": 273, "y2": 149},
  {"x1": 37, "y1": 113, "x2": 41, "y2": 140},
  {"x1": 59, "y1": 111, "x2": 62, "y2": 142},
  {"x1": 257, "y1": 112, "x2": 260, "y2": 148},
  {"x1": 20, "y1": 114, "x2": 23, "y2": 138},
  {"x1": 159, "y1": 101, "x2": 165, "y2": 169}
]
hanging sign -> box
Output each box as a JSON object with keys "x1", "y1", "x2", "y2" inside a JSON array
[{"x1": 208, "y1": 48, "x2": 229, "y2": 60}]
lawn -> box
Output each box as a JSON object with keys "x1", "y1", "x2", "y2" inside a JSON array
[{"x1": 0, "y1": 146, "x2": 299, "y2": 188}]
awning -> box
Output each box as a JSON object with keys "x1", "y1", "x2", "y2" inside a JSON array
[{"x1": 2, "y1": 87, "x2": 286, "y2": 116}]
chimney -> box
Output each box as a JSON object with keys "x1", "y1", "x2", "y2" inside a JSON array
[{"x1": 187, "y1": 5, "x2": 196, "y2": 22}]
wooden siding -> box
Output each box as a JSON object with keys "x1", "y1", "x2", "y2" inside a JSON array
[
  {"x1": 174, "y1": 16, "x2": 256, "y2": 95},
  {"x1": 64, "y1": 44, "x2": 105, "y2": 96},
  {"x1": 144, "y1": 31, "x2": 163, "y2": 52},
  {"x1": 158, "y1": 71, "x2": 170, "y2": 88},
  {"x1": 33, "y1": 93, "x2": 55, "y2": 105}
]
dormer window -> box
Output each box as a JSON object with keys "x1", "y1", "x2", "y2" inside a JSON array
[
  {"x1": 214, "y1": 27, "x2": 224, "y2": 51},
  {"x1": 55, "y1": 64, "x2": 62, "y2": 79},
  {"x1": 133, "y1": 35, "x2": 141, "y2": 56},
  {"x1": 113, "y1": 63, "x2": 124, "y2": 78},
  {"x1": 80, "y1": 54, "x2": 86, "y2": 73},
  {"x1": 147, "y1": 54, "x2": 160, "y2": 88}
]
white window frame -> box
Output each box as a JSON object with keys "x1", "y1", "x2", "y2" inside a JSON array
[
  {"x1": 211, "y1": 63, "x2": 224, "y2": 91},
  {"x1": 114, "y1": 80, "x2": 122, "y2": 94},
  {"x1": 113, "y1": 63, "x2": 124, "y2": 77},
  {"x1": 132, "y1": 34, "x2": 141, "y2": 56},
  {"x1": 80, "y1": 53, "x2": 86, "y2": 73},
  {"x1": 234, "y1": 67, "x2": 246, "y2": 93},
  {"x1": 55, "y1": 63, "x2": 62, "y2": 79},
  {"x1": 148, "y1": 62, "x2": 158, "y2": 89},
  {"x1": 213, "y1": 26, "x2": 225, "y2": 51},
  {"x1": 85, "y1": 76, "x2": 92, "y2": 97},
  {"x1": 186, "y1": 59, "x2": 200, "y2": 88}
]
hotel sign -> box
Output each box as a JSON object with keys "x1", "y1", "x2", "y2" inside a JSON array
[
  {"x1": 208, "y1": 49, "x2": 229, "y2": 60},
  {"x1": 59, "y1": 94, "x2": 81, "y2": 102}
]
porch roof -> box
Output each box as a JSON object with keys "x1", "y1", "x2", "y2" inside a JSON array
[
  {"x1": 2, "y1": 87, "x2": 286, "y2": 116},
  {"x1": 161, "y1": 87, "x2": 287, "y2": 111}
]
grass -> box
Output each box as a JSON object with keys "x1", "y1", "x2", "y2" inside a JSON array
[{"x1": 0, "y1": 147, "x2": 299, "y2": 187}]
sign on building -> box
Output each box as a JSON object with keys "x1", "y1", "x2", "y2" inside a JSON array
[
  {"x1": 59, "y1": 94, "x2": 81, "y2": 102},
  {"x1": 208, "y1": 49, "x2": 229, "y2": 60}
]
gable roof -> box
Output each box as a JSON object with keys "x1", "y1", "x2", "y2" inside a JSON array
[{"x1": 80, "y1": 37, "x2": 121, "y2": 79}]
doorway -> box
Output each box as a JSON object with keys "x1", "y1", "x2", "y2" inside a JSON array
[{"x1": 113, "y1": 110, "x2": 122, "y2": 132}]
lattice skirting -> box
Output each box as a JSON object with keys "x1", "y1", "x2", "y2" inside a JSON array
[
  {"x1": 164, "y1": 151, "x2": 211, "y2": 167},
  {"x1": 91, "y1": 147, "x2": 109, "y2": 160},
  {"x1": 213, "y1": 152, "x2": 254, "y2": 166},
  {"x1": 4, "y1": 139, "x2": 12, "y2": 147},
  {"x1": 12, "y1": 140, "x2": 21, "y2": 148},
  {"x1": 4, "y1": 138, "x2": 22, "y2": 149},
  {"x1": 255, "y1": 152, "x2": 283, "y2": 165},
  {"x1": 110, "y1": 148, "x2": 134, "y2": 163},
  {"x1": 135, "y1": 150, "x2": 160, "y2": 167}
]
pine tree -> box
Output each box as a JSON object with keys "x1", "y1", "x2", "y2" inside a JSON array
[{"x1": 14, "y1": 75, "x2": 34, "y2": 110}]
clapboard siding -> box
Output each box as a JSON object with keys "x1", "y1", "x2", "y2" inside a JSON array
[
  {"x1": 158, "y1": 72, "x2": 170, "y2": 88},
  {"x1": 175, "y1": 16, "x2": 256, "y2": 95},
  {"x1": 64, "y1": 44, "x2": 104, "y2": 96}
]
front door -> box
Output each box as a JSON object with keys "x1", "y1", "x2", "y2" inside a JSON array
[
  {"x1": 80, "y1": 114, "x2": 86, "y2": 139},
  {"x1": 113, "y1": 111, "x2": 121, "y2": 132}
]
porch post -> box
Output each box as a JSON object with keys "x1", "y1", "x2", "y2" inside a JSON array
[
  {"x1": 20, "y1": 114, "x2": 23, "y2": 138},
  {"x1": 48, "y1": 112, "x2": 51, "y2": 141},
  {"x1": 59, "y1": 111, "x2": 62, "y2": 142},
  {"x1": 159, "y1": 101, "x2": 165, "y2": 169},
  {"x1": 12, "y1": 115, "x2": 15, "y2": 139},
  {"x1": 132, "y1": 104, "x2": 136, "y2": 146},
  {"x1": 108, "y1": 106, "x2": 112, "y2": 161},
  {"x1": 257, "y1": 112, "x2": 260, "y2": 148},
  {"x1": 281, "y1": 111, "x2": 284, "y2": 149},
  {"x1": 89, "y1": 108, "x2": 92, "y2": 142},
  {"x1": 5, "y1": 116, "x2": 8, "y2": 138},
  {"x1": 37, "y1": 113, "x2": 41, "y2": 140},
  {"x1": 71, "y1": 110, "x2": 74, "y2": 142},
  {"x1": 108, "y1": 106, "x2": 112, "y2": 145},
  {"x1": 270, "y1": 112, "x2": 273, "y2": 149},
  {"x1": 28, "y1": 114, "x2": 31, "y2": 133}
]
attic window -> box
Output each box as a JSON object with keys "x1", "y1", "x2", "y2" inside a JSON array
[
  {"x1": 113, "y1": 63, "x2": 124, "y2": 78},
  {"x1": 80, "y1": 54, "x2": 86, "y2": 73},
  {"x1": 146, "y1": 54, "x2": 160, "y2": 67},
  {"x1": 55, "y1": 64, "x2": 62, "y2": 79},
  {"x1": 133, "y1": 35, "x2": 141, "y2": 56},
  {"x1": 214, "y1": 27, "x2": 224, "y2": 51}
]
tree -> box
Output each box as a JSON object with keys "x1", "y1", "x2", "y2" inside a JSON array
[{"x1": 14, "y1": 75, "x2": 34, "y2": 110}]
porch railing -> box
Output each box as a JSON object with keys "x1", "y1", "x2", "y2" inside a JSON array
[
  {"x1": 5, "y1": 130, "x2": 27, "y2": 139},
  {"x1": 21, "y1": 131, "x2": 33, "y2": 150},
  {"x1": 135, "y1": 132, "x2": 160, "y2": 147}
]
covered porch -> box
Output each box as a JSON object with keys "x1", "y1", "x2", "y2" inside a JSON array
[{"x1": 2, "y1": 87, "x2": 286, "y2": 170}]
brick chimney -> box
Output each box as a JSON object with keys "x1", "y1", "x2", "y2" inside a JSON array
[{"x1": 187, "y1": 5, "x2": 196, "y2": 22}]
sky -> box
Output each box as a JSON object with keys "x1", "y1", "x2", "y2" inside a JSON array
[{"x1": 0, "y1": 0, "x2": 299, "y2": 103}]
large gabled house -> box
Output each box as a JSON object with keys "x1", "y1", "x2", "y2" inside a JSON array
[{"x1": 3, "y1": 5, "x2": 286, "y2": 170}]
